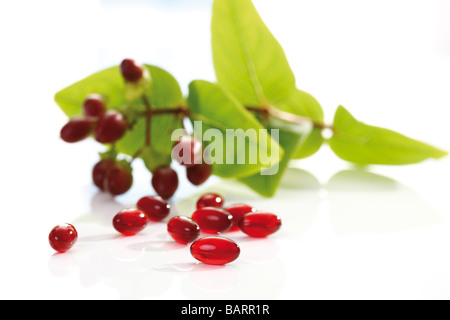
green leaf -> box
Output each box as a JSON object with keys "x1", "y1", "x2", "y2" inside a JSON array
[
  {"x1": 329, "y1": 106, "x2": 448, "y2": 165},
  {"x1": 141, "y1": 147, "x2": 172, "y2": 173},
  {"x1": 187, "y1": 80, "x2": 283, "y2": 178},
  {"x1": 212, "y1": 0, "x2": 296, "y2": 107}
]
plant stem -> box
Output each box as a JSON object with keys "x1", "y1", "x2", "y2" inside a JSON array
[{"x1": 141, "y1": 95, "x2": 152, "y2": 146}]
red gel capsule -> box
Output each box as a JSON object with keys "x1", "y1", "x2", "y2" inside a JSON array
[
  {"x1": 137, "y1": 196, "x2": 171, "y2": 221},
  {"x1": 190, "y1": 236, "x2": 240, "y2": 265},
  {"x1": 225, "y1": 204, "x2": 256, "y2": 231},
  {"x1": 239, "y1": 212, "x2": 282, "y2": 238},
  {"x1": 49, "y1": 223, "x2": 78, "y2": 253},
  {"x1": 167, "y1": 216, "x2": 200, "y2": 244},
  {"x1": 191, "y1": 207, "x2": 232, "y2": 234},
  {"x1": 113, "y1": 209, "x2": 148, "y2": 236},
  {"x1": 196, "y1": 193, "x2": 224, "y2": 209}
]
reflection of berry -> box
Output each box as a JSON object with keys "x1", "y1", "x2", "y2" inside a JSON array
[
  {"x1": 113, "y1": 209, "x2": 148, "y2": 236},
  {"x1": 104, "y1": 163, "x2": 133, "y2": 196},
  {"x1": 172, "y1": 136, "x2": 202, "y2": 167},
  {"x1": 92, "y1": 159, "x2": 116, "y2": 191},
  {"x1": 137, "y1": 196, "x2": 171, "y2": 221},
  {"x1": 167, "y1": 216, "x2": 200, "y2": 244},
  {"x1": 196, "y1": 193, "x2": 224, "y2": 209},
  {"x1": 151, "y1": 167, "x2": 179, "y2": 199},
  {"x1": 120, "y1": 58, "x2": 144, "y2": 83},
  {"x1": 83, "y1": 94, "x2": 106, "y2": 118},
  {"x1": 60, "y1": 117, "x2": 93, "y2": 143},
  {"x1": 94, "y1": 110, "x2": 127, "y2": 143},
  {"x1": 187, "y1": 162, "x2": 212, "y2": 186},
  {"x1": 48, "y1": 224, "x2": 78, "y2": 253}
]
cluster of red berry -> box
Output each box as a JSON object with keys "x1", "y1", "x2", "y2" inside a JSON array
[{"x1": 48, "y1": 193, "x2": 281, "y2": 265}]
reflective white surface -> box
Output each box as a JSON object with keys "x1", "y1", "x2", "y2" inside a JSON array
[{"x1": 0, "y1": 0, "x2": 450, "y2": 300}]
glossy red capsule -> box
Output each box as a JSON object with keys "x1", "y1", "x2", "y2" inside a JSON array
[
  {"x1": 83, "y1": 94, "x2": 106, "y2": 118},
  {"x1": 49, "y1": 224, "x2": 78, "y2": 253},
  {"x1": 137, "y1": 196, "x2": 171, "y2": 221},
  {"x1": 113, "y1": 209, "x2": 148, "y2": 236},
  {"x1": 225, "y1": 204, "x2": 256, "y2": 231},
  {"x1": 191, "y1": 207, "x2": 232, "y2": 234},
  {"x1": 60, "y1": 117, "x2": 93, "y2": 143},
  {"x1": 239, "y1": 212, "x2": 282, "y2": 238},
  {"x1": 190, "y1": 236, "x2": 240, "y2": 265},
  {"x1": 167, "y1": 216, "x2": 200, "y2": 244},
  {"x1": 196, "y1": 193, "x2": 224, "y2": 209}
]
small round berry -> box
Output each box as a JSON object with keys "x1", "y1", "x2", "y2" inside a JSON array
[
  {"x1": 60, "y1": 117, "x2": 93, "y2": 143},
  {"x1": 49, "y1": 224, "x2": 78, "y2": 253},
  {"x1": 186, "y1": 162, "x2": 212, "y2": 186},
  {"x1": 172, "y1": 136, "x2": 202, "y2": 167},
  {"x1": 151, "y1": 167, "x2": 179, "y2": 199},
  {"x1": 191, "y1": 207, "x2": 232, "y2": 234},
  {"x1": 94, "y1": 110, "x2": 127, "y2": 144},
  {"x1": 104, "y1": 163, "x2": 133, "y2": 196},
  {"x1": 225, "y1": 204, "x2": 256, "y2": 231},
  {"x1": 167, "y1": 216, "x2": 200, "y2": 244},
  {"x1": 120, "y1": 58, "x2": 144, "y2": 83},
  {"x1": 83, "y1": 94, "x2": 106, "y2": 118},
  {"x1": 190, "y1": 236, "x2": 240, "y2": 265},
  {"x1": 92, "y1": 159, "x2": 116, "y2": 191},
  {"x1": 137, "y1": 196, "x2": 171, "y2": 221},
  {"x1": 196, "y1": 193, "x2": 224, "y2": 209},
  {"x1": 239, "y1": 212, "x2": 282, "y2": 238},
  {"x1": 113, "y1": 209, "x2": 148, "y2": 236}
]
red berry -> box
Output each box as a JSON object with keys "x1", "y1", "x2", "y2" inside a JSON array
[
  {"x1": 94, "y1": 110, "x2": 127, "y2": 144},
  {"x1": 120, "y1": 58, "x2": 144, "y2": 82},
  {"x1": 167, "y1": 216, "x2": 200, "y2": 244},
  {"x1": 137, "y1": 196, "x2": 171, "y2": 221},
  {"x1": 83, "y1": 94, "x2": 106, "y2": 118},
  {"x1": 196, "y1": 193, "x2": 224, "y2": 209},
  {"x1": 92, "y1": 159, "x2": 116, "y2": 190},
  {"x1": 104, "y1": 163, "x2": 133, "y2": 196},
  {"x1": 172, "y1": 136, "x2": 202, "y2": 167},
  {"x1": 113, "y1": 209, "x2": 148, "y2": 236},
  {"x1": 190, "y1": 236, "x2": 240, "y2": 265},
  {"x1": 225, "y1": 204, "x2": 256, "y2": 231},
  {"x1": 151, "y1": 167, "x2": 178, "y2": 199},
  {"x1": 60, "y1": 117, "x2": 93, "y2": 143},
  {"x1": 191, "y1": 207, "x2": 232, "y2": 234},
  {"x1": 49, "y1": 224, "x2": 78, "y2": 253},
  {"x1": 239, "y1": 212, "x2": 282, "y2": 238},
  {"x1": 186, "y1": 162, "x2": 212, "y2": 186}
]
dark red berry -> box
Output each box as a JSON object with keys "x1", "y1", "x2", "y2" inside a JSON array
[
  {"x1": 94, "y1": 110, "x2": 127, "y2": 144},
  {"x1": 120, "y1": 58, "x2": 144, "y2": 83},
  {"x1": 92, "y1": 159, "x2": 116, "y2": 190},
  {"x1": 225, "y1": 204, "x2": 256, "y2": 231},
  {"x1": 151, "y1": 167, "x2": 178, "y2": 199},
  {"x1": 196, "y1": 193, "x2": 224, "y2": 209},
  {"x1": 49, "y1": 224, "x2": 78, "y2": 253},
  {"x1": 191, "y1": 207, "x2": 232, "y2": 234},
  {"x1": 83, "y1": 94, "x2": 106, "y2": 118},
  {"x1": 190, "y1": 236, "x2": 240, "y2": 265},
  {"x1": 186, "y1": 162, "x2": 212, "y2": 186},
  {"x1": 239, "y1": 212, "x2": 282, "y2": 238},
  {"x1": 172, "y1": 136, "x2": 202, "y2": 167},
  {"x1": 167, "y1": 216, "x2": 200, "y2": 244},
  {"x1": 104, "y1": 163, "x2": 133, "y2": 196},
  {"x1": 113, "y1": 209, "x2": 148, "y2": 236},
  {"x1": 60, "y1": 117, "x2": 93, "y2": 143},
  {"x1": 137, "y1": 196, "x2": 171, "y2": 221}
]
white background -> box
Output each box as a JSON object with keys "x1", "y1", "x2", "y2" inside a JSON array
[{"x1": 0, "y1": 0, "x2": 449, "y2": 300}]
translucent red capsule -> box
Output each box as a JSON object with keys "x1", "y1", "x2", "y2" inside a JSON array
[
  {"x1": 49, "y1": 224, "x2": 78, "y2": 253},
  {"x1": 239, "y1": 212, "x2": 282, "y2": 238},
  {"x1": 225, "y1": 204, "x2": 256, "y2": 231},
  {"x1": 190, "y1": 236, "x2": 240, "y2": 265},
  {"x1": 113, "y1": 209, "x2": 148, "y2": 236},
  {"x1": 137, "y1": 196, "x2": 171, "y2": 221},
  {"x1": 167, "y1": 216, "x2": 200, "y2": 244},
  {"x1": 196, "y1": 193, "x2": 224, "y2": 209},
  {"x1": 191, "y1": 207, "x2": 232, "y2": 234}
]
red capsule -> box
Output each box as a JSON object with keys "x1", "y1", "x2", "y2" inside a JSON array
[
  {"x1": 225, "y1": 204, "x2": 256, "y2": 231},
  {"x1": 191, "y1": 207, "x2": 232, "y2": 234},
  {"x1": 167, "y1": 216, "x2": 200, "y2": 244},
  {"x1": 137, "y1": 196, "x2": 171, "y2": 221},
  {"x1": 190, "y1": 236, "x2": 240, "y2": 265},
  {"x1": 196, "y1": 193, "x2": 224, "y2": 209},
  {"x1": 113, "y1": 209, "x2": 148, "y2": 236},
  {"x1": 239, "y1": 212, "x2": 282, "y2": 238},
  {"x1": 49, "y1": 224, "x2": 78, "y2": 253}
]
